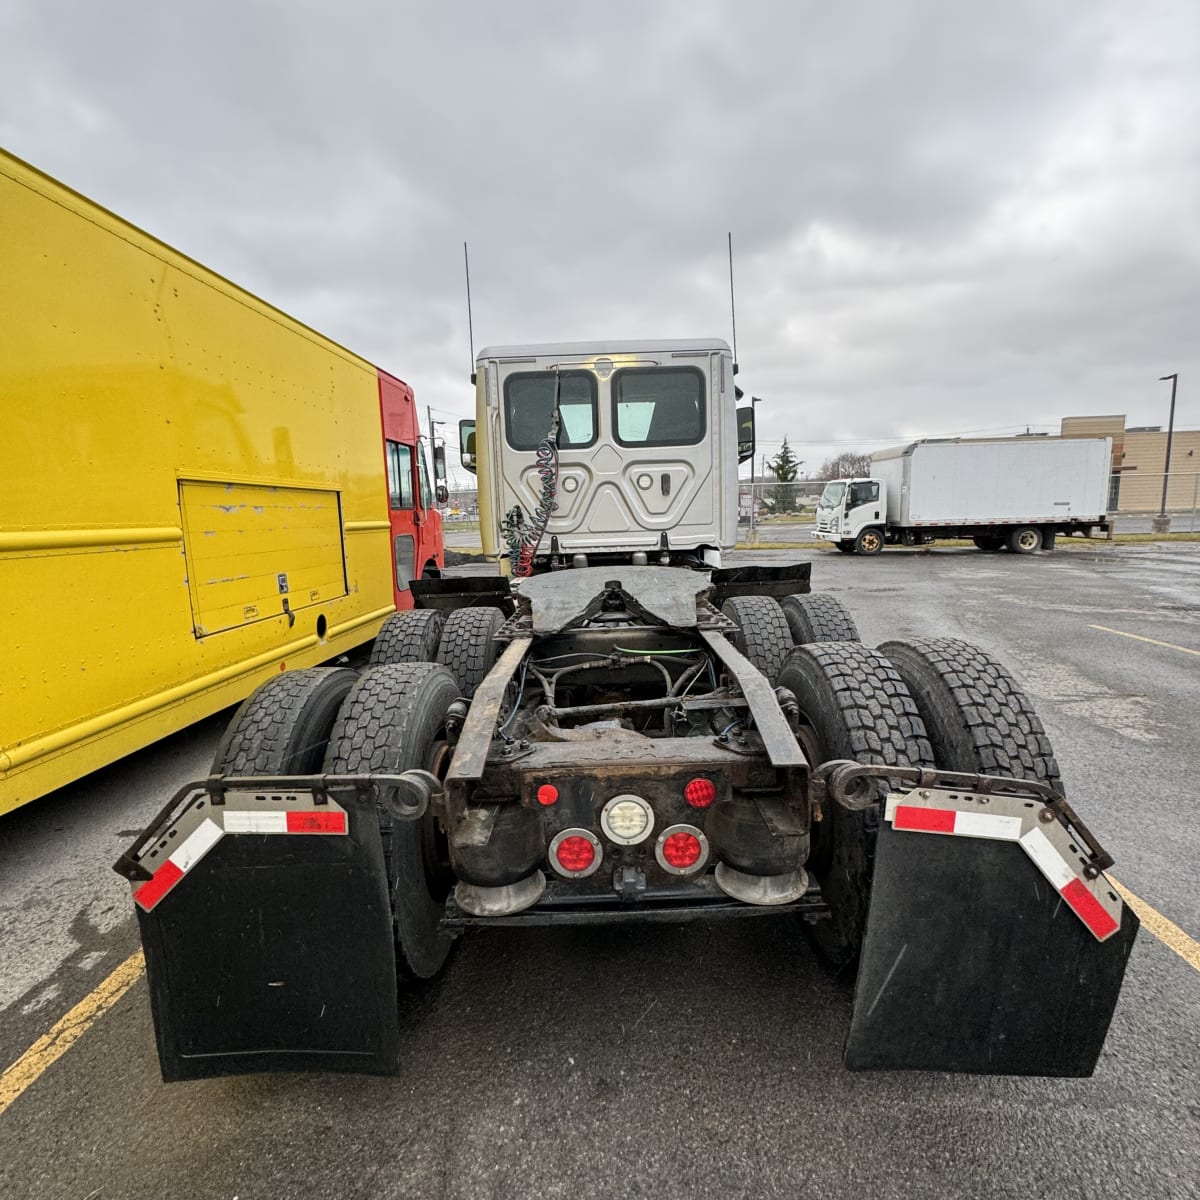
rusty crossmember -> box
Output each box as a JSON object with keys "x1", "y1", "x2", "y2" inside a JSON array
[{"x1": 810, "y1": 759, "x2": 1114, "y2": 872}]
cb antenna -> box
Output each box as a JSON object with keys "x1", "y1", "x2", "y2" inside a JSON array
[
  {"x1": 464, "y1": 241, "x2": 477, "y2": 383},
  {"x1": 727, "y1": 231, "x2": 739, "y2": 374}
]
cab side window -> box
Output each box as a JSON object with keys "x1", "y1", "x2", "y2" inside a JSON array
[
  {"x1": 849, "y1": 481, "x2": 879, "y2": 507},
  {"x1": 417, "y1": 443, "x2": 433, "y2": 509},
  {"x1": 387, "y1": 441, "x2": 415, "y2": 509}
]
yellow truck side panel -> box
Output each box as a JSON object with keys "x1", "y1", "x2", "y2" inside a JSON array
[{"x1": 0, "y1": 150, "x2": 397, "y2": 815}]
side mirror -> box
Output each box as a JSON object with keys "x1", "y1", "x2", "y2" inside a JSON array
[
  {"x1": 459, "y1": 419, "x2": 477, "y2": 475},
  {"x1": 435, "y1": 483, "x2": 449, "y2": 505},
  {"x1": 433, "y1": 444, "x2": 447, "y2": 482},
  {"x1": 736, "y1": 406, "x2": 755, "y2": 464}
]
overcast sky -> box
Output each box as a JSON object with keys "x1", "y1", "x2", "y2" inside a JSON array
[{"x1": 3, "y1": 0, "x2": 1197, "y2": 480}]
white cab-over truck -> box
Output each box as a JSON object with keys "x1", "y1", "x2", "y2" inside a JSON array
[
  {"x1": 459, "y1": 339, "x2": 751, "y2": 573},
  {"x1": 814, "y1": 437, "x2": 1113, "y2": 555}
]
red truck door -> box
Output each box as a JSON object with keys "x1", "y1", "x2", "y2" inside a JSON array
[{"x1": 378, "y1": 371, "x2": 445, "y2": 610}]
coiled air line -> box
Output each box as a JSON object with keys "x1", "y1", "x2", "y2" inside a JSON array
[{"x1": 504, "y1": 370, "x2": 562, "y2": 577}]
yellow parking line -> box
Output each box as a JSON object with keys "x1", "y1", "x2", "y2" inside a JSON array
[
  {"x1": 1109, "y1": 877, "x2": 1200, "y2": 972},
  {"x1": 0, "y1": 950, "x2": 144, "y2": 1118},
  {"x1": 1089, "y1": 624, "x2": 1200, "y2": 658}
]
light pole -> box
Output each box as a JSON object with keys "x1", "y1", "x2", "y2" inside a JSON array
[{"x1": 1155, "y1": 373, "x2": 1179, "y2": 533}]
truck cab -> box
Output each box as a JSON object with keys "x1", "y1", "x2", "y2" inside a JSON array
[
  {"x1": 814, "y1": 477, "x2": 884, "y2": 554},
  {"x1": 459, "y1": 339, "x2": 754, "y2": 573}
]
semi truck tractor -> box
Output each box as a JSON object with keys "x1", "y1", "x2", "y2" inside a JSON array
[
  {"x1": 1, "y1": 150, "x2": 444, "y2": 815},
  {"x1": 117, "y1": 340, "x2": 1137, "y2": 1080},
  {"x1": 814, "y1": 437, "x2": 1113, "y2": 555}
]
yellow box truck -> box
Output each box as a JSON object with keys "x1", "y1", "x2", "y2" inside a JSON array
[{"x1": 0, "y1": 150, "x2": 444, "y2": 815}]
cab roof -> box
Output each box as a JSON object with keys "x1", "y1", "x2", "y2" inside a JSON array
[{"x1": 476, "y1": 338, "x2": 731, "y2": 363}]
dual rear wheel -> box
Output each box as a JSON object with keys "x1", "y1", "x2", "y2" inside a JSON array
[
  {"x1": 372, "y1": 606, "x2": 505, "y2": 697},
  {"x1": 213, "y1": 661, "x2": 461, "y2": 987},
  {"x1": 721, "y1": 592, "x2": 861, "y2": 683},
  {"x1": 785, "y1": 635, "x2": 1061, "y2": 963}
]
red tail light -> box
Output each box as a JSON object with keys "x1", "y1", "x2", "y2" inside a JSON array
[
  {"x1": 549, "y1": 829, "x2": 601, "y2": 878},
  {"x1": 662, "y1": 832, "x2": 702, "y2": 868},
  {"x1": 655, "y1": 824, "x2": 709, "y2": 875},
  {"x1": 683, "y1": 778, "x2": 717, "y2": 808},
  {"x1": 557, "y1": 836, "x2": 594, "y2": 871},
  {"x1": 536, "y1": 783, "x2": 559, "y2": 806}
]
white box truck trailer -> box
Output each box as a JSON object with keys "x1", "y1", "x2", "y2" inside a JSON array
[{"x1": 814, "y1": 437, "x2": 1113, "y2": 555}]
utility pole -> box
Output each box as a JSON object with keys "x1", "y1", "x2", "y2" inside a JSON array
[
  {"x1": 1155, "y1": 373, "x2": 1179, "y2": 532},
  {"x1": 427, "y1": 405, "x2": 445, "y2": 469}
]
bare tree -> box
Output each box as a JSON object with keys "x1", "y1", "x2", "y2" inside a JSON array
[{"x1": 817, "y1": 451, "x2": 872, "y2": 480}]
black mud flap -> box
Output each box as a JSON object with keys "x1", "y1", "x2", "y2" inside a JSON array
[
  {"x1": 120, "y1": 783, "x2": 400, "y2": 1081},
  {"x1": 845, "y1": 790, "x2": 1139, "y2": 1077}
]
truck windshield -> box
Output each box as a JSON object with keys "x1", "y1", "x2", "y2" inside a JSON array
[{"x1": 818, "y1": 482, "x2": 846, "y2": 509}]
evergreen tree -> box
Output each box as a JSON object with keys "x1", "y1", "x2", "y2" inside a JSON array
[
  {"x1": 767, "y1": 437, "x2": 801, "y2": 510},
  {"x1": 768, "y1": 438, "x2": 800, "y2": 482}
]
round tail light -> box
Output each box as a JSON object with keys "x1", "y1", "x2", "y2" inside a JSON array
[
  {"x1": 655, "y1": 824, "x2": 709, "y2": 875},
  {"x1": 683, "y1": 778, "x2": 717, "y2": 808},
  {"x1": 601, "y1": 794, "x2": 654, "y2": 845},
  {"x1": 549, "y1": 829, "x2": 601, "y2": 878},
  {"x1": 536, "y1": 783, "x2": 559, "y2": 806}
]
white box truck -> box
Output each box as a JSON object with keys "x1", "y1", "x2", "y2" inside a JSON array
[{"x1": 813, "y1": 437, "x2": 1112, "y2": 555}]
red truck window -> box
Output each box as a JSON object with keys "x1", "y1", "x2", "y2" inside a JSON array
[{"x1": 387, "y1": 442, "x2": 415, "y2": 509}]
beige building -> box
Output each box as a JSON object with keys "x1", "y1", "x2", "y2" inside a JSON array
[{"x1": 1062, "y1": 415, "x2": 1200, "y2": 512}]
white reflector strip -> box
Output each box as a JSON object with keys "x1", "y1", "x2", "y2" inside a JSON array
[
  {"x1": 223, "y1": 811, "x2": 288, "y2": 834},
  {"x1": 168, "y1": 817, "x2": 223, "y2": 871},
  {"x1": 1019, "y1": 826, "x2": 1077, "y2": 890},
  {"x1": 953, "y1": 811, "x2": 1023, "y2": 841}
]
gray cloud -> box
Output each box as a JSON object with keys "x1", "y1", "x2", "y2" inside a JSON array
[{"x1": 2, "y1": 0, "x2": 1197, "y2": 472}]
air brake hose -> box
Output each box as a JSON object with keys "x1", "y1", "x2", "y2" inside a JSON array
[{"x1": 514, "y1": 372, "x2": 562, "y2": 577}]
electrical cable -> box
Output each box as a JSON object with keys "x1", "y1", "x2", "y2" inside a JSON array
[{"x1": 513, "y1": 371, "x2": 562, "y2": 577}]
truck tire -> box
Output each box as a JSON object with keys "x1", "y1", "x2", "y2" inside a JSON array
[
  {"x1": 369, "y1": 609, "x2": 445, "y2": 666},
  {"x1": 780, "y1": 593, "x2": 861, "y2": 644},
  {"x1": 212, "y1": 667, "x2": 358, "y2": 774},
  {"x1": 1007, "y1": 525, "x2": 1042, "y2": 554},
  {"x1": 436, "y1": 606, "x2": 505, "y2": 696},
  {"x1": 1041, "y1": 529, "x2": 1057, "y2": 551},
  {"x1": 721, "y1": 595, "x2": 794, "y2": 683},
  {"x1": 323, "y1": 663, "x2": 460, "y2": 982},
  {"x1": 854, "y1": 527, "x2": 884, "y2": 555},
  {"x1": 776, "y1": 643, "x2": 934, "y2": 964},
  {"x1": 972, "y1": 535, "x2": 1004, "y2": 552},
  {"x1": 878, "y1": 638, "x2": 1062, "y2": 794}
]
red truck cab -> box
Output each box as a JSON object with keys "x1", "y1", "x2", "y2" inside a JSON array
[{"x1": 379, "y1": 370, "x2": 445, "y2": 609}]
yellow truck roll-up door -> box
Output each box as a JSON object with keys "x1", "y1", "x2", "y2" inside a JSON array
[{"x1": 179, "y1": 481, "x2": 349, "y2": 637}]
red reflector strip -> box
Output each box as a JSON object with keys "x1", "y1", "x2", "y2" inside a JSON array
[
  {"x1": 892, "y1": 804, "x2": 956, "y2": 833},
  {"x1": 1062, "y1": 877, "x2": 1120, "y2": 940},
  {"x1": 133, "y1": 860, "x2": 184, "y2": 912},
  {"x1": 285, "y1": 810, "x2": 347, "y2": 835}
]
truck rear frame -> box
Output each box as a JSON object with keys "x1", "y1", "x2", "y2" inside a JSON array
[{"x1": 116, "y1": 562, "x2": 1138, "y2": 1081}]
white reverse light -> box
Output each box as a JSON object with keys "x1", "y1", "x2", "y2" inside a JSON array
[{"x1": 601, "y1": 794, "x2": 654, "y2": 845}]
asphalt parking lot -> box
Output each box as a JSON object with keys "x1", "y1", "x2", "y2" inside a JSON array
[{"x1": 2, "y1": 543, "x2": 1198, "y2": 1200}]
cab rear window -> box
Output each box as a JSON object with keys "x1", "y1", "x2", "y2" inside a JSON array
[
  {"x1": 503, "y1": 372, "x2": 597, "y2": 450},
  {"x1": 612, "y1": 367, "x2": 705, "y2": 447}
]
